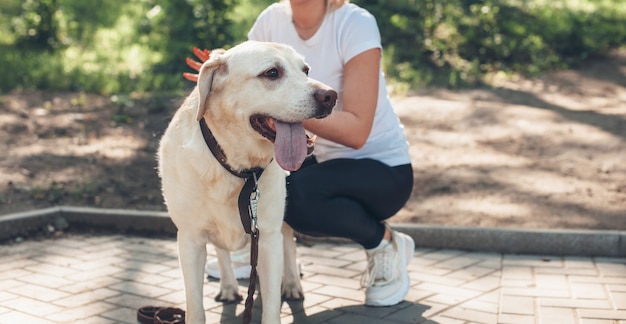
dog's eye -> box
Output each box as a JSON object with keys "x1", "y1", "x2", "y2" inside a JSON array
[
  {"x1": 262, "y1": 68, "x2": 280, "y2": 79},
  {"x1": 303, "y1": 67, "x2": 310, "y2": 76}
]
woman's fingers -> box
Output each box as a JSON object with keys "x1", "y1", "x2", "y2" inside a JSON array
[
  {"x1": 182, "y1": 72, "x2": 199, "y2": 82},
  {"x1": 193, "y1": 47, "x2": 210, "y2": 62},
  {"x1": 183, "y1": 47, "x2": 209, "y2": 82},
  {"x1": 186, "y1": 57, "x2": 203, "y2": 71}
]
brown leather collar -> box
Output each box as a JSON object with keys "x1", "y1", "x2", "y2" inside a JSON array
[{"x1": 199, "y1": 118, "x2": 265, "y2": 178}]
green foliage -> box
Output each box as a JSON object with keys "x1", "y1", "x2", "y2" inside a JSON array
[
  {"x1": 11, "y1": 0, "x2": 61, "y2": 51},
  {"x1": 0, "y1": 0, "x2": 249, "y2": 94},
  {"x1": 0, "y1": 0, "x2": 624, "y2": 93},
  {"x1": 356, "y1": 0, "x2": 626, "y2": 88}
]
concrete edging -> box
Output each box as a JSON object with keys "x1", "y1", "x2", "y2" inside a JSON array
[
  {"x1": 1, "y1": 206, "x2": 624, "y2": 257},
  {"x1": 0, "y1": 206, "x2": 176, "y2": 240},
  {"x1": 398, "y1": 224, "x2": 625, "y2": 257}
]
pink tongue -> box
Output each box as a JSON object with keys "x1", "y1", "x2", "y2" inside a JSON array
[{"x1": 274, "y1": 121, "x2": 307, "y2": 171}]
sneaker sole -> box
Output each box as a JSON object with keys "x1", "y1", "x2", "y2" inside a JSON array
[{"x1": 365, "y1": 233, "x2": 415, "y2": 307}]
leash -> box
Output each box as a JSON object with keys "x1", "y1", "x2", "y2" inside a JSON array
[
  {"x1": 199, "y1": 118, "x2": 265, "y2": 324},
  {"x1": 238, "y1": 171, "x2": 261, "y2": 324}
]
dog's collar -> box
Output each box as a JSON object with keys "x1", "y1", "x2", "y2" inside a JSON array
[{"x1": 199, "y1": 118, "x2": 266, "y2": 178}]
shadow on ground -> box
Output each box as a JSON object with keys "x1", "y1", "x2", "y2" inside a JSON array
[{"x1": 215, "y1": 295, "x2": 433, "y2": 324}]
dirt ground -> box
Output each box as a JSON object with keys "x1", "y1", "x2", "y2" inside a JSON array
[{"x1": 1, "y1": 50, "x2": 625, "y2": 230}]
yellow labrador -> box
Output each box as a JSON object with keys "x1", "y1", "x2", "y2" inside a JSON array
[{"x1": 158, "y1": 41, "x2": 336, "y2": 323}]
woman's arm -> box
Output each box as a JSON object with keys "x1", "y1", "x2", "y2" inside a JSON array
[{"x1": 303, "y1": 47, "x2": 380, "y2": 149}]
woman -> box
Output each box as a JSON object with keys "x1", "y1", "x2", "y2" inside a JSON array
[{"x1": 195, "y1": 0, "x2": 414, "y2": 307}]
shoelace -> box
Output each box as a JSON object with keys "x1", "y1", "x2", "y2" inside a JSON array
[{"x1": 360, "y1": 244, "x2": 399, "y2": 288}]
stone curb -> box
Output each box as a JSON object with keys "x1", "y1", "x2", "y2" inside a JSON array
[
  {"x1": 1, "y1": 206, "x2": 624, "y2": 257},
  {"x1": 0, "y1": 206, "x2": 176, "y2": 240},
  {"x1": 398, "y1": 224, "x2": 625, "y2": 257}
]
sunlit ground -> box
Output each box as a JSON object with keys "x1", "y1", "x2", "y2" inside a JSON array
[{"x1": 394, "y1": 49, "x2": 626, "y2": 229}]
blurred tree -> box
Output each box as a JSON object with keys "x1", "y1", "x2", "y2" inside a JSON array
[
  {"x1": 12, "y1": 0, "x2": 60, "y2": 51},
  {"x1": 131, "y1": 0, "x2": 239, "y2": 90},
  {"x1": 59, "y1": 0, "x2": 126, "y2": 47}
]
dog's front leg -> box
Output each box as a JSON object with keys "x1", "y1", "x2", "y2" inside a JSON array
[
  {"x1": 281, "y1": 223, "x2": 304, "y2": 300},
  {"x1": 257, "y1": 231, "x2": 283, "y2": 324},
  {"x1": 177, "y1": 232, "x2": 207, "y2": 324}
]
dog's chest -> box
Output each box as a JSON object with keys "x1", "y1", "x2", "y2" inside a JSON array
[
  {"x1": 199, "y1": 209, "x2": 247, "y2": 250},
  {"x1": 198, "y1": 192, "x2": 250, "y2": 251}
]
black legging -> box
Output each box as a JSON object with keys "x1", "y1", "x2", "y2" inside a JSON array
[{"x1": 285, "y1": 157, "x2": 413, "y2": 249}]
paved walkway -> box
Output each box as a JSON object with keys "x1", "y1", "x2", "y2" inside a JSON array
[{"x1": 0, "y1": 233, "x2": 625, "y2": 323}]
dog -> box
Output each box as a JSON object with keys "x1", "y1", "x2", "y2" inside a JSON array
[{"x1": 158, "y1": 41, "x2": 336, "y2": 323}]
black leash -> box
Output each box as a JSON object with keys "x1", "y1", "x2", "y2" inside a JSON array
[{"x1": 199, "y1": 118, "x2": 265, "y2": 324}]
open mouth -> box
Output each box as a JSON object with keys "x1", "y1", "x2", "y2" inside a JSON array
[
  {"x1": 250, "y1": 115, "x2": 316, "y2": 154},
  {"x1": 250, "y1": 114, "x2": 316, "y2": 171},
  {"x1": 250, "y1": 115, "x2": 277, "y2": 142}
]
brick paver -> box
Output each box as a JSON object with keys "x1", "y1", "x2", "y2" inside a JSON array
[{"x1": 1, "y1": 233, "x2": 625, "y2": 323}]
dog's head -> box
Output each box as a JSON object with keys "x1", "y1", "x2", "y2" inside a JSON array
[{"x1": 195, "y1": 41, "x2": 336, "y2": 171}]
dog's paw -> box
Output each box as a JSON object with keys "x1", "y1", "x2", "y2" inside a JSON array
[
  {"x1": 281, "y1": 282, "x2": 304, "y2": 301},
  {"x1": 215, "y1": 287, "x2": 243, "y2": 304}
]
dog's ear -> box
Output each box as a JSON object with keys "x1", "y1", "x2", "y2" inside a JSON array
[{"x1": 196, "y1": 53, "x2": 226, "y2": 121}]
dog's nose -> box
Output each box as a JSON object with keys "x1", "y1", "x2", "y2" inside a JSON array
[{"x1": 314, "y1": 89, "x2": 337, "y2": 114}]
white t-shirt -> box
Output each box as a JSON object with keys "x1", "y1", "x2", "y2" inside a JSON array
[{"x1": 248, "y1": 2, "x2": 411, "y2": 167}]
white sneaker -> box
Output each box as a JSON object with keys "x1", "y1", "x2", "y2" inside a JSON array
[
  {"x1": 361, "y1": 229, "x2": 415, "y2": 306},
  {"x1": 205, "y1": 246, "x2": 251, "y2": 279}
]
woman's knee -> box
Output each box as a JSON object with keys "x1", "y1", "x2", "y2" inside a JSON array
[{"x1": 284, "y1": 203, "x2": 321, "y2": 236}]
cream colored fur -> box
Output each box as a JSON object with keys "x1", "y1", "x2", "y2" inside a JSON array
[{"x1": 158, "y1": 41, "x2": 334, "y2": 324}]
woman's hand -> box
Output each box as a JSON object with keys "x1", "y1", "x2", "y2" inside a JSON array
[{"x1": 182, "y1": 47, "x2": 211, "y2": 82}]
